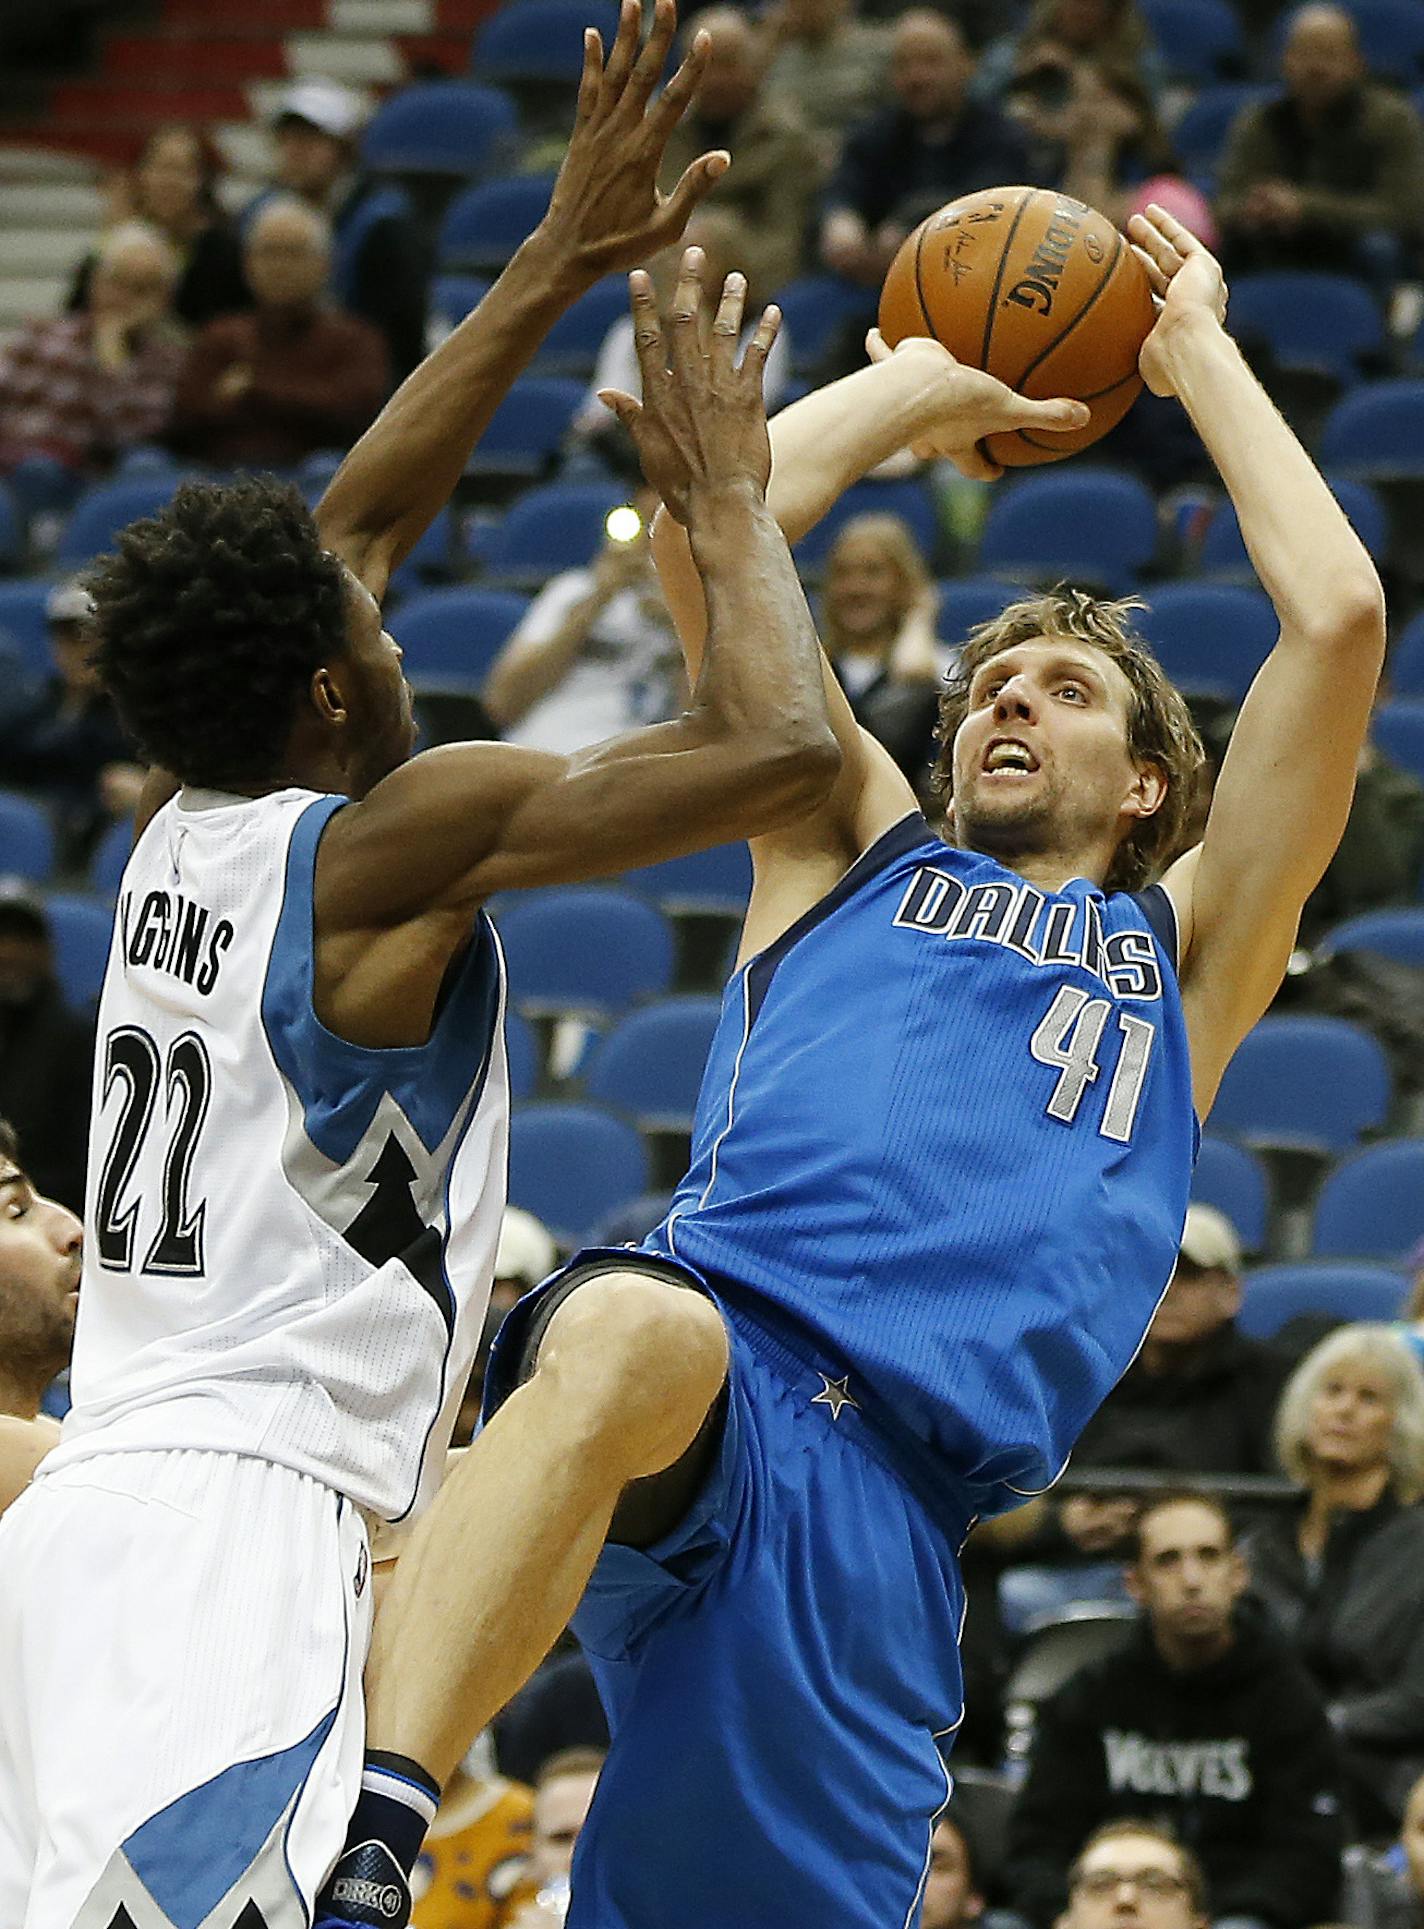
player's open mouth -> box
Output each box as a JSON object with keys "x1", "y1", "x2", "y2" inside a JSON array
[{"x1": 982, "y1": 738, "x2": 1039, "y2": 775}]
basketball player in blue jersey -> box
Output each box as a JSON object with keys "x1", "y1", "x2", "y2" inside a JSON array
[{"x1": 324, "y1": 206, "x2": 1389, "y2": 1928}]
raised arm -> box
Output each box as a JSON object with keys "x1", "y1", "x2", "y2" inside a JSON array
[
  {"x1": 313, "y1": 0, "x2": 726, "y2": 603},
  {"x1": 1136, "y1": 206, "x2": 1388, "y2": 1110},
  {"x1": 650, "y1": 339, "x2": 1090, "y2": 941}
]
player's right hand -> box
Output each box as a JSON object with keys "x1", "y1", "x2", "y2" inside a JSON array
[
  {"x1": 864, "y1": 328, "x2": 1089, "y2": 480},
  {"x1": 599, "y1": 248, "x2": 781, "y2": 526}
]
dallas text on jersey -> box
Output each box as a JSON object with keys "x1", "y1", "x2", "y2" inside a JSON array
[{"x1": 118, "y1": 888, "x2": 234, "y2": 995}]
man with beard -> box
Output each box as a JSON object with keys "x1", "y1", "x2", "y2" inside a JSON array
[{"x1": 0, "y1": 1119, "x2": 80, "y2": 1515}]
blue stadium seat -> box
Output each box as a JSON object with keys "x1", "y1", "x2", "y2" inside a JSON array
[
  {"x1": 1312, "y1": 1141, "x2": 1424, "y2": 1259},
  {"x1": 475, "y1": 0, "x2": 620, "y2": 85},
  {"x1": 1140, "y1": 0, "x2": 1244, "y2": 80},
  {"x1": 1371, "y1": 700, "x2": 1424, "y2": 786},
  {"x1": 479, "y1": 480, "x2": 625, "y2": 587},
  {"x1": 393, "y1": 587, "x2": 530, "y2": 692},
  {"x1": 977, "y1": 471, "x2": 1157, "y2": 594},
  {"x1": 1228, "y1": 273, "x2": 1383, "y2": 383},
  {"x1": 505, "y1": 1007, "x2": 540, "y2": 1101},
  {"x1": 935, "y1": 576, "x2": 1032, "y2": 648},
  {"x1": 593, "y1": 1189, "x2": 676, "y2": 1246},
  {"x1": 1191, "y1": 1136, "x2": 1270, "y2": 1254},
  {"x1": 1237, "y1": 1260, "x2": 1409, "y2": 1338},
  {"x1": 0, "y1": 580, "x2": 53, "y2": 680},
  {"x1": 439, "y1": 173, "x2": 558, "y2": 275},
  {"x1": 1136, "y1": 583, "x2": 1277, "y2": 705},
  {"x1": 769, "y1": 275, "x2": 877, "y2": 377},
  {"x1": 360, "y1": 81, "x2": 517, "y2": 177},
  {"x1": 386, "y1": 506, "x2": 462, "y2": 599},
  {"x1": 1391, "y1": 611, "x2": 1424, "y2": 698},
  {"x1": 1319, "y1": 907, "x2": 1424, "y2": 967},
  {"x1": 1322, "y1": 381, "x2": 1424, "y2": 479},
  {"x1": 1173, "y1": 85, "x2": 1271, "y2": 189},
  {"x1": 622, "y1": 843, "x2": 753, "y2": 917},
  {"x1": 112, "y1": 444, "x2": 178, "y2": 481},
  {"x1": 508, "y1": 1102, "x2": 649, "y2": 1247},
  {"x1": 89, "y1": 817, "x2": 132, "y2": 900},
  {"x1": 794, "y1": 477, "x2": 941, "y2": 572},
  {"x1": 466, "y1": 376, "x2": 585, "y2": 481},
  {"x1": 430, "y1": 273, "x2": 492, "y2": 336},
  {"x1": 1199, "y1": 476, "x2": 1386, "y2": 578},
  {"x1": 0, "y1": 792, "x2": 55, "y2": 883},
  {"x1": 496, "y1": 887, "x2": 675, "y2": 1018},
  {"x1": 55, "y1": 476, "x2": 182, "y2": 570},
  {"x1": 1208, "y1": 1015, "x2": 1392, "y2": 1153},
  {"x1": 44, "y1": 891, "x2": 114, "y2": 1009},
  {"x1": 582, "y1": 996, "x2": 722, "y2": 1129},
  {"x1": 534, "y1": 276, "x2": 630, "y2": 378}
]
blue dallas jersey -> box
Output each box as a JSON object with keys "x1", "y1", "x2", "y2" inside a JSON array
[{"x1": 646, "y1": 811, "x2": 1197, "y2": 1515}]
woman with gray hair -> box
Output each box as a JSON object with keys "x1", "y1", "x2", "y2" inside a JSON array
[{"x1": 1248, "y1": 1323, "x2": 1424, "y2": 1838}]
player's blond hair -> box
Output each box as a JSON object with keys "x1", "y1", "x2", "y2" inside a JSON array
[{"x1": 933, "y1": 586, "x2": 1205, "y2": 893}]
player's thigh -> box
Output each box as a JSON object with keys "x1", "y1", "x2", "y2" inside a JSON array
[{"x1": 7, "y1": 1451, "x2": 371, "y2": 1929}]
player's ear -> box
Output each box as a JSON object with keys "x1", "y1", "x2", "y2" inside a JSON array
[
  {"x1": 1123, "y1": 758, "x2": 1168, "y2": 822},
  {"x1": 310, "y1": 664, "x2": 350, "y2": 728}
]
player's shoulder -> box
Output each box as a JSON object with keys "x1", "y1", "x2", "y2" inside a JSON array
[{"x1": 0, "y1": 1414, "x2": 60, "y2": 1517}]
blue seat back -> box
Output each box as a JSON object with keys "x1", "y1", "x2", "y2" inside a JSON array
[
  {"x1": 439, "y1": 174, "x2": 559, "y2": 272},
  {"x1": 1209, "y1": 1015, "x2": 1392, "y2": 1152},
  {"x1": 1227, "y1": 273, "x2": 1382, "y2": 380},
  {"x1": 0, "y1": 792, "x2": 56, "y2": 883},
  {"x1": 0, "y1": 581, "x2": 54, "y2": 680},
  {"x1": 622, "y1": 843, "x2": 753, "y2": 916},
  {"x1": 1173, "y1": 84, "x2": 1271, "y2": 187},
  {"x1": 933, "y1": 576, "x2": 1032, "y2": 649},
  {"x1": 496, "y1": 887, "x2": 675, "y2": 1016},
  {"x1": 1201, "y1": 476, "x2": 1385, "y2": 578},
  {"x1": 393, "y1": 587, "x2": 530, "y2": 691},
  {"x1": 1313, "y1": 1141, "x2": 1424, "y2": 1259},
  {"x1": 1322, "y1": 381, "x2": 1424, "y2": 477},
  {"x1": 470, "y1": 376, "x2": 585, "y2": 465},
  {"x1": 582, "y1": 996, "x2": 723, "y2": 1128},
  {"x1": 1371, "y1": 700, "x2": 1424, "y2": 786},
  {"x1": 44, "y1": 890, "x2": 115, "y2": 1009},
  {"x1": 480, "y1": 481, "x2": 625, "y2": 585},
  {"x1": 1191, "y1": 1136, "x2": 1270, "y2": 1254},
  {"x1": 1136, "y1": 583, "x2": 1277, "y2": 705},
  {"x1": 1238, "y1": 1261, "x2": 1409, "y2": 1337},
  {"x1": 978, "y1": 471, "x2": 1157, "y2": 593},
  {"x1": 1319, "y1": 908, "x2": 1424, "y2": 968},
  {"x1": 55, "y1": 476, "x2": 183, "y2": 570},
  {"x1": 1390, "y1": 611, "x2": 1424, "y2": 698},
  {"x1": 770, "y1": 275, "x2": 877, "y2": 376},
  {"x1": 361, "y1": 81, "x2": 517, "y2": 177},
  {"x1": 1140, "y1": 0, "x2": 1244, "y2": 79},
  {"x1": 89, "y1": 817, "x2": 133, "y2": 900},
  {"x1": 794, "y1": 477, "x2": 940, "y2": 572},
  {"x1": 508, "y1": 1102, "x2": 649, "y2": 1247},
  {"x1": 534, "y1": 277, "x2": 630, "y2": 376}
]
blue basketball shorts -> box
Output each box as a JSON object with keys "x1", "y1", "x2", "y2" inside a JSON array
[{"x1": 485, "y1": 1251, "x2": 971, "y2": 1929}]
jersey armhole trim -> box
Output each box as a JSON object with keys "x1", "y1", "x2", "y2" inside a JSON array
[
  {"x1": 744, "y1": 810, "x2": 931, "y2": 1025},
  {"x1": 1132, "y1": 881, "x2": 1180, "y2": 973}
]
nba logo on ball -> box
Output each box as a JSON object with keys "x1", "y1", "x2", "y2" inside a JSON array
[{"x1": 879, "y1": 185, "x2": 1155, "y2": 467}]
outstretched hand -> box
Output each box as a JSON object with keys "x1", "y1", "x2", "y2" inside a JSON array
[
  {"x1": 541, "y1": 0, "x2": 729, "y2": 281},
  {"x1": 865, "y1": 329, "x2": 1090, "y2": 480},
  {"x1": 600, "y1": 248, "x2": 781, "y2": 525},
  {"x1": 1129, "y1": 202, "x2": 1228, "y2": 398}
]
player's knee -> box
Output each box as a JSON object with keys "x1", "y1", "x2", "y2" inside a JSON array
[{"x1": 536, "y1": 1272, "x2": 729, "y2": 1477}]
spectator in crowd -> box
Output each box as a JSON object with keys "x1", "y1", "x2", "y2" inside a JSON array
[
  {"x1": 413, "y1": 1728, "x2": 534, "y2": 1929},
  {"x1": 454, "y1": 1206, "x2": 559, "y2": 1446},
  {"x1": 0, "y1": 1114, "x2": 78, "y2": 1515},
  {"x1": 760, "y1": 0, "x2": 891, "y2": 170},
  {"x1": 820, "y1": 12, "x2": 1032, "y2": 286},
  {"x1": 657, "y1": 8, "x2": 823, "y2": 297},
  {"x1": 0, "y1": 884, "x2": 95, "y2": 1218},
  {"x1": 1006, "y1": 1493, "x2": 1343, "y2": 1929},
  {"x1": 169, "y1": 196, "x2": 388, "y2": 471},
  {"x1": 995, "y1": 1208, "x2": 1281, "y2": 1633},
  {"x1": 0, "y1": 222, "x2": 183, "y2": 510},
  {"x1": 973, "y1": 0, "x2": 1166, "y2": 199},
  {"x1": 1296, "y1": 724, "x2": 1424, "y2": 949},
  {"x1": 1216, "y1": 4, "x2": 1424, "y2": 280},
  {"x1": 0, "y1": 581, "x2": 144, "y2": 866},
  {"x1": 499, "y1": 1748, "x2": 605, "y2": 1925},
  {"x1": 819, "y1": 513, "x2": 946, "y2": 786},
  {"x1": 1248, "y1": 1324, "x2": 1424, "y2": 1837},
  {"x1": 570, "y1": 210, "x2": 792, "y2": 476},
  {"x1": 71, "y1": 125, "x2": 249, "y2": 332},
  {"x1": 1345, "y1": 1768, "x2": 1424, "y2": 1929},
  {"x1": 263, "y1": 77, "x2": 428, "y2": 381},
  {"x1": 920, "y1": 1808, "x2": 986, "y2": 1929},
  {"x1": 484, "y1": 486, "x2": 685, "y2": 754},
  {"x1": 1055, "y1": 1821, "x2": 1209, "y2": 1929},
  {"x1": 1071, "y1": 1205, "x2": 1286, "y2": 1477}
]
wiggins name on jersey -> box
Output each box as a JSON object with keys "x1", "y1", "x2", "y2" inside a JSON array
[
  {"x1": 51, "y1": 786, "x2": 509, "y2": 1522},
  {"x1": 647, "y1": 812, "x2": 1197, "y2": 1515}
]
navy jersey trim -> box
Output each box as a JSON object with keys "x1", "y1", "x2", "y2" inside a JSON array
[
  {"x1": 745, "y1": 811, "x2": 931, "y2": 1026},
  {"x1": 260, "y1": 796, "x2": 503, "y2": 1164},
  {"x1": 1131, "y1": 882, "x2": 1179, "y2": 972}
]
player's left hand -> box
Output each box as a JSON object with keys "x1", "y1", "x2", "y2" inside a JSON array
[
  {"x1": 865, "y1": 327, "x2": 1089, "y2": 481},
  {"x1": 540, "y1": 0, "x2": 729, "y2": 282},
  {"x1": 1129, "y1": 202, "x2": 1229, "y2": 399}
]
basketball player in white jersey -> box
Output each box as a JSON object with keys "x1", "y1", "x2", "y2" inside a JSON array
[{"x1": 0, "y1": 7, "x2": 856, "y2": 1921}]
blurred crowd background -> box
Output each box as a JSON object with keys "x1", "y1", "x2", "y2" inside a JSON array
[{"x1": 2, "y1": 0, "x2": 1424, "y2": 1921}]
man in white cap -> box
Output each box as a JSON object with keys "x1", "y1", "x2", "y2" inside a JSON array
[{"x1": 262, "y1": 76, "x2": 427, "y2": 380}]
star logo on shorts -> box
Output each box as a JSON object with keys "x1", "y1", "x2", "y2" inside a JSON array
[{"x1": 811, "y1": 1373, "x2": 858, "y2": 1421}]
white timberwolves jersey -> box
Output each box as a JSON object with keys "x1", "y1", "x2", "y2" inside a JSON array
[{"x1": 53, "y1": 786, "x2": 509, "y2": 1521}]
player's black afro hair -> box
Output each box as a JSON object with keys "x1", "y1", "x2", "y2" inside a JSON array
[{"x1": 88, "y1": 476, "x2": 348, "y2": 790}]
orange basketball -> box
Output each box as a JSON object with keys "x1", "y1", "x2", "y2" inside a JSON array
[{"x1": 878, "y1": 185, "x2": 1155, "y2": 467}]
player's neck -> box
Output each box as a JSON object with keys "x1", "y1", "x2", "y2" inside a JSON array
[{"x1": 0, "y1": 1363, "x2": 48, "y2": 1421}]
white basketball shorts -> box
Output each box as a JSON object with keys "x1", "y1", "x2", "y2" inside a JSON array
[{"x1": 0, "y1": 1448, "x2": 373, "y2": 1929}]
